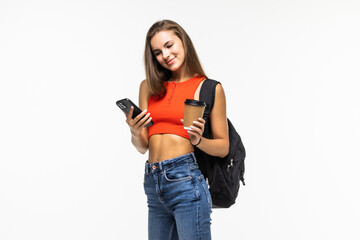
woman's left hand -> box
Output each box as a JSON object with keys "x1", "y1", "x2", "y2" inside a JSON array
[{"x1": 181, "y1": 118, "x2": 206, "y2": 146}]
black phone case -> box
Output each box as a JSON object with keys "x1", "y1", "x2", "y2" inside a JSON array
[{"x1": 116, "y1": 98, "x2": 153, "y2": 127}]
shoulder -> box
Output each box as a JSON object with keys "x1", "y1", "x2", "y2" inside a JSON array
[
  {"x1": 140, "y1": 79, "x2": 148, "y2": 90},
  {"x1": 214, "y1": 82, "x2": 226, "y2": 105},
  {"x1": 215, "y1": 82, "x2": 225, "y2": 94},
  {"x1": 139, "y1": 80, "x2": 151, "y2": 108},
  {"x1": 139, "y1": 79, "x2": 151, "y2": 97}
]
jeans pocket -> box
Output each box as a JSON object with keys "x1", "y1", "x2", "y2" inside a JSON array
[
  {"x1": 198, "y1": 175, "x2": 212, "y2": 207},
  {"x1": 163, "y1": 165, "x2": 192, "y2": 182}
]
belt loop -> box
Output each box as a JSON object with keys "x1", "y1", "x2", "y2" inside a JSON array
[
  {"x1": 159, "y1": 162, "x2": 163, "y2": 171},
  {"x1": 191, "y1": 152, "x2": 197, "y2": 164},
  {"x1": 145, "y1": 161, "x2": 149, "y2": 175}
]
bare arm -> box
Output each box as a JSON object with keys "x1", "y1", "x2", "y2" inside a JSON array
[
  {"x1": 187, "y1": 83, "x2": 229, "y2": 157},
  {"x1": 125, "y1": 80, "x2": 151, "y2": 154}
]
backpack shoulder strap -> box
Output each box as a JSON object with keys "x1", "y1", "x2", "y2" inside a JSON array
[{"x1": 200, "y1": 79, "x2": 220, "y2": 121}]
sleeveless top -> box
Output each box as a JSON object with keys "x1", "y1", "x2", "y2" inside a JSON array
[{"x1": 147, "y1": 75, "x2": 206, "y2": 139}]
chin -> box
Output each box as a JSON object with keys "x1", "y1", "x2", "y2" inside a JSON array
[{"x1": 168, "y1": 64, "x2": 181, "y2": 72}]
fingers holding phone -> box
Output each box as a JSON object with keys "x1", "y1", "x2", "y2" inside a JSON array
[
  {"x1": 126, "y1": 108, "x2": 151, "y2": 135},
  {"x1": 132, "y1": 108, "x2": 152, "y2": 128},
  {"x1": 116, "y1": 98, "x2": 153, "y2": 135}
]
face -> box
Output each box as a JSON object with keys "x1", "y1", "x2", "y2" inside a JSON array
[{"x1": 150, "y1": 30, "x2": 186, "y2": 73}]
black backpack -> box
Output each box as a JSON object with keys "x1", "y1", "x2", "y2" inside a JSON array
[{"x1": 194, "y1": 79, "x2": 246, "y2": 208}]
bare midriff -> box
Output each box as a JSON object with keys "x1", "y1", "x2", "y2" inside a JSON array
[{"x1": 148, "y1": 134, "x2": 194, "y2": 163}]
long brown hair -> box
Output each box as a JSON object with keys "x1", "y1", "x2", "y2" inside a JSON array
[{"x1": 144, "y1": 19, "x2": 207, "y2": 98}]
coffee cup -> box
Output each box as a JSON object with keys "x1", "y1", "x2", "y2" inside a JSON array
[{"x1": 183, "y1": 99, "x2": 206, "y2": 130}]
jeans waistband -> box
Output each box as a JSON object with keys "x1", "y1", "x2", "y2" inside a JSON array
[{"x1": 145, "y1": 152, "x2": 196, "y2": 175}]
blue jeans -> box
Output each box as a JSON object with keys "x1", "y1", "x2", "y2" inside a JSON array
[{"x1": 144, "y1": 153, "x2": 212, "y2": 240}]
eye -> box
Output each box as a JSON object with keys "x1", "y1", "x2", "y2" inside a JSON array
[
  {"x1": 153, "y1": 51, "x2": 161, "y2": 56},
  {"x1": 167, "y1": 44, "x2": 173, "y2": 48}
]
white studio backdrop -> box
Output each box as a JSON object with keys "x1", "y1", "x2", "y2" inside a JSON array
[{"x1": 1, "y1": 0, "x2": 359, "y2": 239}]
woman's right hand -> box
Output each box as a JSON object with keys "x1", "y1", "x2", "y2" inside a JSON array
[{"x1": 125, "y1": 106, "x2": 152, "y2": 136}]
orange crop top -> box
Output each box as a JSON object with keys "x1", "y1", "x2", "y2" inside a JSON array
[{"x1": 147, "y1": 75, "x2": 206, "y2": 139}]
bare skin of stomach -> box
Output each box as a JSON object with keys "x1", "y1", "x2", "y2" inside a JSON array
[{"x1": 148, "y1": 134, "x2": 194, "y2": 163}]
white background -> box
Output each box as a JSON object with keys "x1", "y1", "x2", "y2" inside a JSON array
[{"x1": 1, "y1": 0, "x2": 360, "y2": 239}]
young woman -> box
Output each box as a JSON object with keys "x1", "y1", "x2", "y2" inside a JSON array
[{"x1": 124, "y1": 19, "x2": 229, "y2": 240}]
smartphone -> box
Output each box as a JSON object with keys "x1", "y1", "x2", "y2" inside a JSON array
[{"x1": 116, "y1": 98, "x2": 153, "y2": 127}]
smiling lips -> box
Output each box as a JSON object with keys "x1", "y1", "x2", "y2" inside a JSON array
[{"x1": 166, "y1": 57, "x2": 175, "y2": 65}]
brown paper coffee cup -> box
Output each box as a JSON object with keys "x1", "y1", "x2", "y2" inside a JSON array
[{"x1": 183, "y1": 99, "x2": 206, "y2": 130}]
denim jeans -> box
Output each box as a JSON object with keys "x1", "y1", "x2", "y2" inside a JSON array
[{"x1": 144, "y1": 152, "x2": 212, "y2": 240}]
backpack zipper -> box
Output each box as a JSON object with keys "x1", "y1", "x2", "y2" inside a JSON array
[{"x1": 227, "y1": 159, "x2": 233, "y2": 172}]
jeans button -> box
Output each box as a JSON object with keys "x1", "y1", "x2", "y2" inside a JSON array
[{"x1": 152, "y1": 165, "x2": 156, "y2": 170}]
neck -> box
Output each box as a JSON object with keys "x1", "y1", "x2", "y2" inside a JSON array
[{"x1": 170, "y1": 68, "x2": 195, "y2": 83}]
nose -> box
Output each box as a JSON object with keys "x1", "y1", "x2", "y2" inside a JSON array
[{"x1": 162, "y1": 49, "x2": 170, "y2": 59}]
